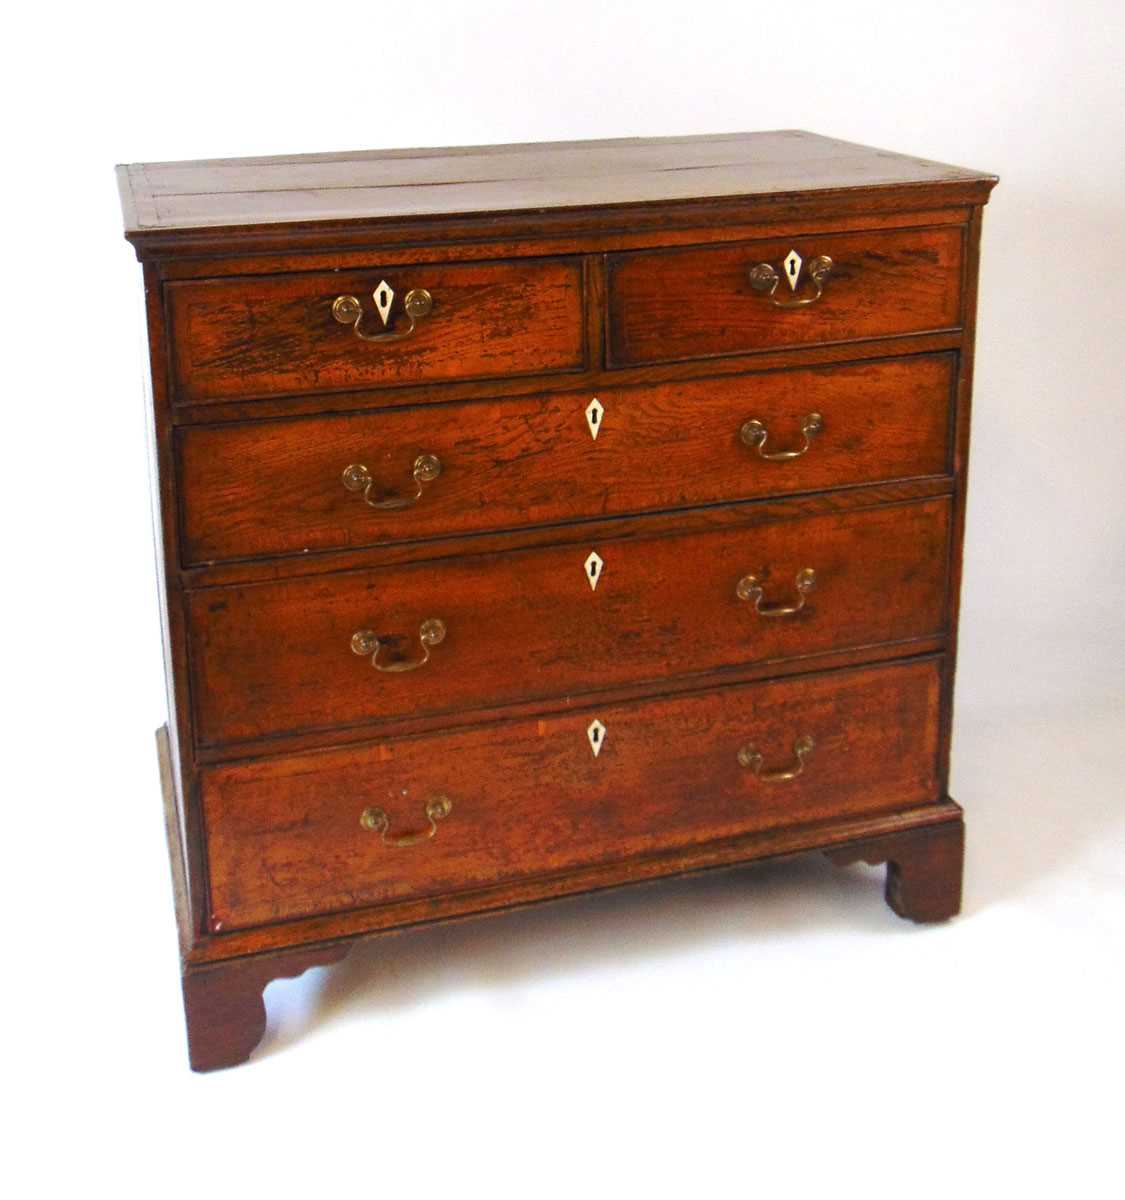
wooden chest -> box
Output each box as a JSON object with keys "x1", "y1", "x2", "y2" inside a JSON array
[{"x1": 118, "y1": 131, "x2": 997, "y2": 1070}]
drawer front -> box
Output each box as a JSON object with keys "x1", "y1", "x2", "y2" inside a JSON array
[
  {"x1": 203, "y1": 658, "x2": 942, "y2": 930},
  {"x1": 188, "y1": 496, "x2": 950, "y2": 748},
  {"x1": 179, "y1": 354, "x2": 954, "y2": 566},
  {"x1": 167, "y1": 257, "x2": 586, "y2": 404},
  {"x1": 607, "y1": 226, "x2": 963, "y2": 367}
]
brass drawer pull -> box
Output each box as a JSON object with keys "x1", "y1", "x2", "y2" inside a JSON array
[
  {"x1": 361, "y1": 796, "x2": 452, "y2": 847},
  {"x1": 738, "y1": 734, "x2": 815, "y2": 782},
  {"x1": 342, "y1": 454, "x2": 442, "y2": 510},
  {"x1": 748, "y1": 252, "x2": 833, "y2": 308},
  {"x1": 332, "y1": 282, "x2": 433, "y2": 343},
  {"x1": 740, "y1": 413, "x2": 822, "y2": 460},
  {"x1": 350, "y1": 618, "x2": 446, "y2": 673},
  {"x1": 737, "y1": 568, "x2": 816, "y2": 616}
]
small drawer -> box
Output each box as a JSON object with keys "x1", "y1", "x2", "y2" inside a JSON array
[
  {"x1": 166, "y1": 256, "x2": 586, "y2": 404},
  {"x1": 178, "y1": 353, "x2": 954, "y2": 566},
  {"x1": 607, "y1": 225, "x2": 963, "y2": 367},
  {"x1": 202, "y1": 657, "x2": 942, "y2": 930},
  {"x1": 187, "y1": 496, "x2": 950, "y2": 749}
]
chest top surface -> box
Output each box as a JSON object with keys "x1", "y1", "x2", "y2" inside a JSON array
[{"x1": 117, "y1": 130, "x2": 996, "y2": 254}]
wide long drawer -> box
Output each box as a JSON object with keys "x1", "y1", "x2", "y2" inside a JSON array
[
  {"x1": 167, "y1": 256, "x2": 586, "y2": 404},
  {"x1": 178, "y1": 354, "x2": 954, "y2": 565},
  {"x1": 187, "y1": 496, "x2": 950, "y2": 749},
  {"x1": 607, "y1": 225, "x2": 963, "y2": 367},
  {"x1": 202, "y1": 657, "x2": 943, "y2": 931}
]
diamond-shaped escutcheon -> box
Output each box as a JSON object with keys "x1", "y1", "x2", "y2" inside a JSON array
[
  {"x1": 373, "y1": 280, "x2": 395, "y2": 326},
  {"x1": 783, "y1": 250, "x2": 802, "y2": 291},
  {"x1": 585, "y1": 397, "x2": 605, "y2": 441},
  {"x1": 587, "y1": 719, "x2": 607, "y2": 757},
  {"x1": 584, "y1": 551, "x2": 604, "y2": 591}
]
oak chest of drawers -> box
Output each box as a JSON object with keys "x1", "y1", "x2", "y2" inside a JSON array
[{"x1": 118, "y1": 131, "x2": 997, "y2": 1070}]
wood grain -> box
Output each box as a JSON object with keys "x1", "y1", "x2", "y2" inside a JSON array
[
  {"x1": 156, "y1": 206, "x2": 971, "y2": 283},
  {"x1": 119, "y1": 130, "x2": 995, "y2": 237},
  {"x1": 177, "y1": 353, "x2": 954, "y2": 566},
  {"x1": 826, "y1": 817, "x2": 964, "y2": 922},
  {"x1": 203, "y1": 658, "x2": 942, "y2": 931},
  {"x1": 187, "y1": 496, "x2": 951, "y2": 749},
  {"x1": 119, "y1": 130, "x2": 995, "y2": 1067},
  {"x1": 162, "y1": 722, "x2": 961, "y2": 968},
  {"x1": 181, "y1": 944, "x2": 350, "y2": 1070},
  {"x1": 167, "y1": 257, "x2": 585, "y2": 403},
  {"x1": 607, "y1": 226, "x2": 963, "y2": 366}
]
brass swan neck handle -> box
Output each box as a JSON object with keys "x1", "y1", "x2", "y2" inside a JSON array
[
  {"x1": 332, "y1": 282, "x2": 433, "y2": 343},
  {"x1": 360, "y1": 797, "x2": 452, "y2": 847},
  {"x1": 748, "y1": 253, "x2": 833, "y2": 308},
  {"x1": 740, "y1": 413, "x2": 823, "y2": 461},
  {"x1": 342, "y1": 454, "x2": 442, "y2": 510},
  {"x1": 350, "y1": 618, "x2": 446, "y2": 673},
  {"x1": 738, "y1": 734, "x2": 815, "y2": 782},
  {"x1": 737, "y1": 568, "x2": 817, "y2": 617}
]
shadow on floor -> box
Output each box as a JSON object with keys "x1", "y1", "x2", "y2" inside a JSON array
[
  {"x1": 258, "y1": 848, "x2": 905, "y2": 1060},
  {"x1": 258, "y1": 699, "x2": 1124, "y2": 1060}
]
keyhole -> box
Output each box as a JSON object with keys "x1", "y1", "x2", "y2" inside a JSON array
[
  {"x1": 591, "y1": 727, "x2": 600, "y2": 745},
  {"x1": 589, "y1": 561, "x2": 597, "y2": 578},
  {"x1": 788, "y1": 260, "x2": 797, "y2": 278},
  {"x1": 590, "y1": 410, "x2": 598, "y2": 426},
  {"x1": 379, "y1": 288, "x2": 389, "y2": 307}
]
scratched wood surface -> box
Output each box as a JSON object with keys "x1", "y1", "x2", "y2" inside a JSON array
[
  {"x1": 607, "y1": 225, "x2": 964, "y2": 366},
  {"x1": 202, "y1": 657, "x2": 942, "y2": 930},
  {"x1": 119, "y1": 130, "x2": 996, "y2": 1070},
  {"x1": 177, "y1": 353, "x2": 954, "y2": 565},
  {"x1": 167, "y1": 257, "x2": 586, "y2": 403},
  {"x1": 119, "y1": 130, "x2": 994, "y2": 234},
  {"x1": 187, "y1": 496, "x2": 951, "y2": 749}
]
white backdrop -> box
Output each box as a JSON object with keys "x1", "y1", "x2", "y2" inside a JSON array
[{"x1": 4, "y1": 2, "x2": 1122, "y2": 1196}]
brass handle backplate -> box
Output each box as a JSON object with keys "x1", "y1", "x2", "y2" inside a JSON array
[
  {"x1": 342, "y1": 454, "x2": 442, "y2": 510},
  {"x1": 737, "y1": 734, "x2": 815, "y2": 782},
  {"x1": 740, "y1": 413, "x2": 823, "y2": 461},
  {"x1": 737, "y1": 568, "x2": 817, "y2": 617},
  {"x1": 332, "y1": 282, "x2": 433, "y2": 343},
  {"x1": 748, "y1": 252, "x2": 833, "y2": 308},
  {"x1": 351, "y1": 618, "x2": 446, "y2": 673},
  {"x1": 361, "y1": 796, "x2": 452, "y2": 847}
]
